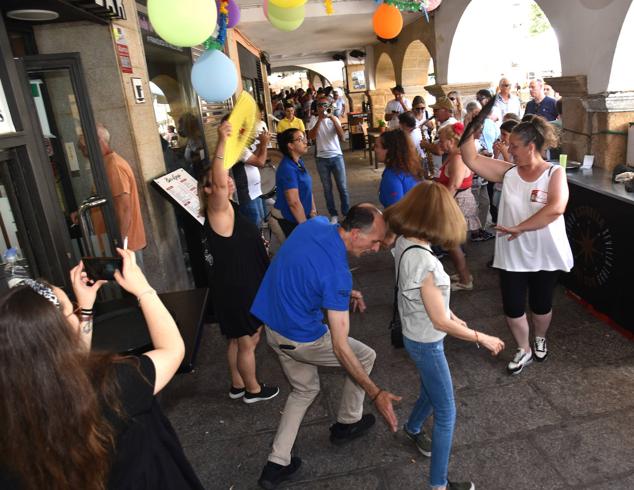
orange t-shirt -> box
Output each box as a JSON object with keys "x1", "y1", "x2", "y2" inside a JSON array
[{"x1": 104, "y1": 152, "x2": 146, "y2": 251}]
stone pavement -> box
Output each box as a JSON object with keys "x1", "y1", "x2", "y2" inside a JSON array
[{"x1": 160, "y1": 150, "x2": 634, "y2": 490}]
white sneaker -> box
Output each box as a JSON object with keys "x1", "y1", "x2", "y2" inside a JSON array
[
  {"x1": 329, "y1": 216, "x2": 338, "y2": 224},
  {"x1": 533, "y1": 336, "x2": 548, "y2": 362},
  {"x1": 507, "y1": 348, "x2": 532, "y2": 375}
]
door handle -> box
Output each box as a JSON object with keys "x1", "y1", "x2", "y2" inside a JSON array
[{"x1": 78, "y1": 196, "x2": 107, "y2": 257}]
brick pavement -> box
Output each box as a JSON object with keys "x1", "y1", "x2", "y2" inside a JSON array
[{"x1": 161, "y1": 150, "x2": 634, "y2": 490}]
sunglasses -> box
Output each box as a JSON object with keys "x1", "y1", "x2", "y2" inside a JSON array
[
  {"x1": 448, "y1": 97, "x2": 456, "y2": 101},
  {"x1": 317, "y1": 103, "x2": 330, "y2": 107},
  {"x1": 292, "y1": 136, "x2": 307, "y2": 143},
  {"x1": 501, "y1": 83, "x2": 511, "y2": 87},
  {"x1": 413, "y1": 107, "x2": 426, "y2": 111}
]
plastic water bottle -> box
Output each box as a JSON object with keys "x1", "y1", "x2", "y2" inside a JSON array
[{"x1": 3, "y1": 248, "x2": 30, "y2": 288}]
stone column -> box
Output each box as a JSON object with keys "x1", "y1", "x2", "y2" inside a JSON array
[{"x1": 548, "y1": 75, "x2": 634, "y2": 170}]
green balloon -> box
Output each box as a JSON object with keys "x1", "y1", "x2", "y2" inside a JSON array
[
  {"x1": 267, "y1": 2, "x2": 305, "y2": 22},
  {"x1": 148, "y1": 0, "x2": 217, "y2": 47},
  {"x1": 268, "y1": 13, "x2": 305, "y2": 31}
]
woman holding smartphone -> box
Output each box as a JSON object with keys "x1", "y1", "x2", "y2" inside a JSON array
[{"x1": 0, "y1": 250, "x2": 204, "y2": 489}]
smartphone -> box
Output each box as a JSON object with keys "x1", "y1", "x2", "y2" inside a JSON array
[{"x1": 82, "y1": 256, "x2": 123, "y2": 281}]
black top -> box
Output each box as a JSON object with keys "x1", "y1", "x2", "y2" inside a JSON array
[
  {"x1": 202, "y1": 202, "x2": 269, "y2": 337},
  {"x1": 106, "y1": 355, "x2": 203, "y2": 489},
  {"x1": 0, "y1": 355, "x2": 203, "y2": 490}
]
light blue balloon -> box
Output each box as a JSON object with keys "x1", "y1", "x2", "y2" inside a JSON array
[{"x1": 191, "y1": 49, "x2": 238, "y2": 102}]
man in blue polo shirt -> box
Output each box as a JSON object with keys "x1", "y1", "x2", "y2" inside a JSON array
[
  {"x1": 253, "y1": 204, "x2": 401, "y2": 489},
  {"x1": 524, "y1": 78, "x2": 558, "y2": 121}
]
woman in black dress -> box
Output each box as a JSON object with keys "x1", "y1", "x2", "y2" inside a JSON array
[
  {"x1": 198, "y1": 121, "x2": 279, "y2": 403},
  {"x1": 0, "y1": 250, "x2": 203, "y2": 490}
]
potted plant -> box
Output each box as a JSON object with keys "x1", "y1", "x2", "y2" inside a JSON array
[{"x1": 378, "y1": 119, "x2": 387, "y2": 133}]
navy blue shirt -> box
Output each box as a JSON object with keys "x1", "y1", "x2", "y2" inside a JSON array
[
  {"x1": 274, "y1": 155, "x2": 313, "y2": 223},
  {"x1": 524, "y1": 96, "x2": 558, "y2": 122},
  {"x1": 251, "y1": 217, "x2": 352, "y2": 342}
]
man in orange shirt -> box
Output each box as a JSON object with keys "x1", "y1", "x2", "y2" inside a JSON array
[{"x1": 79, "y1": 124, "x2": 146, "y2": 263}]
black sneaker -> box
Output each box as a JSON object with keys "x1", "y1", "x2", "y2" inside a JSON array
[
  {"x1": 480, "y1": 230, "x2": 495, "y2": 241},
  {"x1": 329, "y1": 413, "x2": 375, "y2": 446},
  {"x1": 229, "y1": 386, "x2": 245, "y2": 399},
  {"x1": 257, "y1": 457, "x2": 302, "y2": 490},
  {"x1": 448, "y1": 481, "x2": 475, "y2": 490},
  {"x1": 244, "y1": 384, "x2": 280, "y2": 404},
  {"x1": 403, "y1": 424, "x2": 432, "y2": 457},
  {"x1": 470, "y1": 230, "x2": 486, "y2": 242}
]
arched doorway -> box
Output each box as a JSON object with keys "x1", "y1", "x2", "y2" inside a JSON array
[
  {"x1": 375, "y1": 52, "x2": 396, "y2": 90},
  {"x1": 401, "y1": 40, "x2": 433, "y2": 102},
  {"x1": 608, "y1": 0, "x2": 634, "y2": 91},
  {"x1": 447, "y1": 0, "x2": 561, "y2": 89}
]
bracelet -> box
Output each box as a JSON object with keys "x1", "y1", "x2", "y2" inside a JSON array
[
  {"x1": 371, "y1": 389, "x2": 383, "y2": 404},
  {"x1": 215, "y1": 155, "x2": 224, "y2": 159},
  {"x1": 473, "y1": 329, "x2": 480, "y2": 349},
  {"x1": 137, "y1": 289, "x2": 156, "y2": 305}
]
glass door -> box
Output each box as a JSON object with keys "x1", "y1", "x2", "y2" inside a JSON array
[{"x1": 19, "y1": 54, "x2": 120, "y2": 265}]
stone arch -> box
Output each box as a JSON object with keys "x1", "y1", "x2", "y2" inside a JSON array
[
  {"x1": 151, "y1": 75, "x2": 188, "y2": 123},
  {"x1": 608, "y1": 0, "x2": 634, "y2": 91},
  {"x1": 400, "y1": 40, "x2": 433, "y2": 101},
  {"x1": 375, "y1": 52, "x2": 396, "y2": 90},
  {"x1": 446, "y1": 0, "x2": 560, "y2": 85}
]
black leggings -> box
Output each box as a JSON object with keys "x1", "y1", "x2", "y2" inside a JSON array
[{"x1": 499, "y1": 270, "x2": 560, "y2": 318}]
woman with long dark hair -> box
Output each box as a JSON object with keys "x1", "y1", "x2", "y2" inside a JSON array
[
  {"x1": 270, "y1": 127, "x2": 316, "y2": 237},
  {"x1": 0, "y1": 251, "x2": 203, "y2": 490},
  {"x1": 376, "y1": 128, "x2": 423, "y2": 208}
]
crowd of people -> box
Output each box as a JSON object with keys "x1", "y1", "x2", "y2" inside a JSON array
[{"x1": 0, "y1": 76, "x2": 573, "y2": 490}]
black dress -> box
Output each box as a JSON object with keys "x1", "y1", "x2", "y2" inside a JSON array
[{"x1": 202, "y1": 202, "x2": 269, "y2": 338}]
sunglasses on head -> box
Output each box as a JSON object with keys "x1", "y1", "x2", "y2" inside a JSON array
[{"x1": 318, "y1": 102, "x2": 330, "y2": 107}]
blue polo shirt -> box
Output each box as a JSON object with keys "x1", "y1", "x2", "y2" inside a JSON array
[
  {"x1": 251, "y1": 217, "x2": 352, "y2": 342},
  {"x1": 274, "y1": 155, "x2": 313, "y2": 223},
  {"x1": 379, "y1": 168, "x2": 420, "y2": 208},
  {"x1": 525, "y1": 96, "x2": 558, "y2": 122}
]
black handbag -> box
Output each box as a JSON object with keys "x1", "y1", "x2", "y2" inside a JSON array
[{"x1": 390, "y1": 244, "x2": 430, "y2": 348}]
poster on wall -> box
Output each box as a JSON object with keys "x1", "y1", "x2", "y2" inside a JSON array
[
  {"x1": 0, "y1": 79, "x2": 16, "y2": 135},
  {"x1": 153, "y1": 169, "x2": 204, "y2": 225},
  {"x1": 113, "y1": 26, "x2": 133, "y2": 74}
]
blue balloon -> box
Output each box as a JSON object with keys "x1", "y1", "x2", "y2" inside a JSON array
[{"x1": 191, "y1": 49, "x2": 238, "y2": 102}]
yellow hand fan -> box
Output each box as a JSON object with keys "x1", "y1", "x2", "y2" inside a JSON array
[{"x1": 224, "y1": 91, "x2": 258, "y2": 170}]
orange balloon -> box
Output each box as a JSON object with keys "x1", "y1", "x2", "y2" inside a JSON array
[{"x1": 373, "y1": 4, "x2": 403, "y2": 40}]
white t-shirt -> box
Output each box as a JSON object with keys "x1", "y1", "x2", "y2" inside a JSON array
[
  {"x1": 394, "y1": 236, "x2": 449, "y2": 344},
  {"x1": 385, "y1": 98, "x2": 411, "y2": 130},
  {"x1": 494, "y1": 165, "x2": 573, "y2": 272},
  {"x1": 409, "y1": 127, "x2": 425, "y2": 160},
  {"x1": 308, "y1": 116, "x2": 342, "y2": 158},
  {"x1": 237, "y1": 148, "x2": 262, "y2": 200}
]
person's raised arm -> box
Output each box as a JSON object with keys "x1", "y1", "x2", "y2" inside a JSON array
[
  {"x1": 246, "y1": 131, "x2": 271, "y2": 168},
  {"x1": 420, "y1": 273, "x2": 504, "y2": 355},
  {"x1": 459, "y1": 134, "x2": 513, "y2": 183},
  {"x1": 496, "y1": 166, "x2": 568, "y2": 240},
  {"x1": 330, "y1": 115, "x2": 345, "y2": 139},
  {"x1": 208, "y1": 121, "x2": 232, "y2": 214},
  {"x1": 114, "y1": 248, "x2": 184, "y2": 395},
  {"x1": 70, "y1": 262, "x2": 107, "y2": 350},
  {"x1": 327, "y1": 309, "x2": 401, "y2": 431},
  {"x1": 307, "y1": 116, "x2": 322, "y2": 141}
]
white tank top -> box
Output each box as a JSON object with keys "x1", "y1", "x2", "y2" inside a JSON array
[{"x1": 493, "y1": 165, "x2": 573, "y2": 272}]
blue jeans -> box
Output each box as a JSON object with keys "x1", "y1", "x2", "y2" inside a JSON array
[
  {"x1": 404, "y1": 337, "x2": 456, "y2": 489},
  {"x1": 238, "y1": 196, "x2": 266, "y2": 229},
  {"x1": 316, "y1": 155, "x2": 350, "y2": 217}
]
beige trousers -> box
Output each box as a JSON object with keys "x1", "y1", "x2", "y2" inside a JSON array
[{"x1": 265, "y1": 326, "x2": 376, "y2": 466}]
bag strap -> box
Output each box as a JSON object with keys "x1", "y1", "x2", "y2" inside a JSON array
[{"x1": 391, "y1": 244, "x2": 433, "y2": 326}]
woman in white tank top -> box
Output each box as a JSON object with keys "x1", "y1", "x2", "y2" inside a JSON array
[{"x1": 459, "y1": 116, "x2": 573, "y2": 375}]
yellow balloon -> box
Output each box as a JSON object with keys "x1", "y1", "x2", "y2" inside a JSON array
[
  {"x1": 269, "y1": 0, "x2": 306, "y2": 9},
  {"x1": 148, "y1": 0, "x2": 217, "y2": 47},
  {"x1": 268, "y1": 13, "x2": 305, "y2": 32},
  {"x1": 268, "y1": 2, "x2": 305, "y2": 21},
  {"x1": 225, "y1": 92, "x2": 258, "y2": 170}
]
